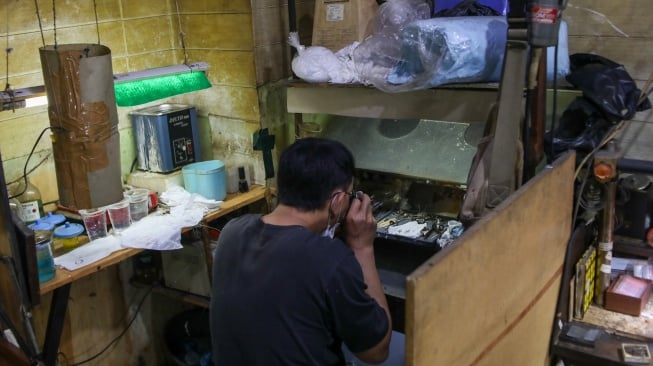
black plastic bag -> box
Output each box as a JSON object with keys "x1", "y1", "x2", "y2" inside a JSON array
[
  {"x1": 544, "y1": 97, "x2": 614, "y2": 162},
  {"x1": 434, "y1": 0, "x2": 500, "y2": 16},
  {"x1": 566, "y1": 53, "x2": 651, "y2": 122}
]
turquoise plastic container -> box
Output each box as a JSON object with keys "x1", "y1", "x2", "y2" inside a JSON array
[{"x1": 182, "y1": 160, "x2": 227, "y2": 201}]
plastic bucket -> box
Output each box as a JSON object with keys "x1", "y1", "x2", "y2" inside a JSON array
[{"x1": 182, "y1": 160, "x2": 227, "y2": 201}]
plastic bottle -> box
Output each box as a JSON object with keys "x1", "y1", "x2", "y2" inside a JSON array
[
  {"x1": 15, "y1": 178, "x2": 44, "y2": 224},
  {"x1": 7, "y1": 187, "x2": 23, "y2": 218},
  {"x1": 526, "y1": 0, "x2": 566, "y2": 47}
]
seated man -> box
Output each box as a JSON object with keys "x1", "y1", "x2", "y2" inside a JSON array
[{"x1": 210, "y1": 137, "x2": 391, "y2": 365}]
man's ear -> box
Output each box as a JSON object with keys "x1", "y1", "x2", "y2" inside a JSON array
[{"x1": 324, "y1": 190, "x2": 345, "y2": 212}]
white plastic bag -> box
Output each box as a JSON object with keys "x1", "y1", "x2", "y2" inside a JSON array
[{"x1": 288, "y1": 32, "x2": 358, "y2": 84}]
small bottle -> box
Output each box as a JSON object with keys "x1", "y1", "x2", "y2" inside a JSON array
[
  {"x1": 238, "y1": 166, "x2": 249, "y2": 193},
  {"x1": 15, "y1": 178, "x2": 44, "y2": 224}
]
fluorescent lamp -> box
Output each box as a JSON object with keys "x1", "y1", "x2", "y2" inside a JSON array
[
  {"x1": 113, "y1": 62, "x2": 212, "y2": 107},
  {"x1": 1, "y1": 62, "x2": 212, "y2": 111},
  {"x1": 0, "y1": 86, "x2": 47, "y2": 111},
  {"x1": 24, "y1": 95, "x2": 48, "y2": 108}
]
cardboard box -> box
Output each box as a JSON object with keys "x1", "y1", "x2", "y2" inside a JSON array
[
  {"x1": 312, "y1": 0, "x2": 378, "y2": 52},
  {"x1": 126, "y1": 170, "x2": 184, "y2": 194},
  {"x1": 605, "y1": 275, "x2": 652, "y2": 316}
]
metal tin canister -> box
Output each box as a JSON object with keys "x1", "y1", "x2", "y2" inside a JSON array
[{"x1": 129, "y1": 104, "x2": 201, "y2": 173}]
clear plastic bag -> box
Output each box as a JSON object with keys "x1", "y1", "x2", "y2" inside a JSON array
[
  {"x1": 354, "y1": 16, "x2": 508, "y2": 92},
  {"x1": 352, "y1": 0, "x2": 431, "y2": 89},
  {"x1": 369, "y1": 0, "x2": 431, "y2": 34}
]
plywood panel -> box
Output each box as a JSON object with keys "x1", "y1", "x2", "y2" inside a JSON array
[
  {"x1": 31, "y1": 266, "x2": 144, "y2": 365},
  {"x1": 475, "y1": 283, "x2": 560, "y2": 366},
  {"x1": 405, "y1": 153, "x2": 575, "y2": 366},
  {"x1": 564, "y1": 0, "x2": 653, "y2": 37}
]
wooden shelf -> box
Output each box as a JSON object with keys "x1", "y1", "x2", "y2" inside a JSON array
[
  {"x1": 39, "y1": 185, "x2": 269, "y2": 295},
  {"x1": 152, "y1": 284, "x2": 209, "y2": 308},
  {"x1": 202, "y1": 184, "x2": 269, "y2": 223},
  {"x1": 614, "y1": 235, "x2": 653, "y2": 258},
  {"x1": 283, "y1": 80, "x2": 498, "y2": 122}
]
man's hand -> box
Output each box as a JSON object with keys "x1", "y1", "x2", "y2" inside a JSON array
[
  {"x1": 343, "y1": 192, "x2": 377, "y2": 250},
  {"x1": 342, "y1": 192, "x2": 392, "y2": 363}
]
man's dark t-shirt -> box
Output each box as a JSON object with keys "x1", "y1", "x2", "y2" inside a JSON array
[{"x1": 210, "y1": 214, "x2": 388, "y2": 365}]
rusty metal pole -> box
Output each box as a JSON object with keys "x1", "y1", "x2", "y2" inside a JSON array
[
  {"x1": 595, "y1": 179, "x2": 616, "y2": 306},
  {"x1": 593, "y1": 141, "x2": 622, "y2": 306},
  {"x1": 523, "y1": 47, "x2": 546, "y2": 182}
]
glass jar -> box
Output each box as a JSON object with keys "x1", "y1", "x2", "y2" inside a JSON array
[
  {"x1": 35, "y1": 237, "x2": 56, "y2": 283},
  {"x1": 28, "y1": 220, "x2": 56, "y2": 283}
]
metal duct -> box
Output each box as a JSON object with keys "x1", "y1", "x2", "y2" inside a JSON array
[{"x1": 39, "y1": 44, "x2": 123, "y2": 210}]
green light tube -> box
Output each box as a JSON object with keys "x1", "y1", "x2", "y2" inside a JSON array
[{"x1": 114, "y1": 71, "x2": 211, "y2": 107}]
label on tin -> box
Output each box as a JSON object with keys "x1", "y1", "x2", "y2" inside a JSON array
[
  {"x1": 532, "y1": 6, "x2": 559, "y2": 24},
  {"x1": 326, "y1": 4, "x2": 345, "y2": 21}
]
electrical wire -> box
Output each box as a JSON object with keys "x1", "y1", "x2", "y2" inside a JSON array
[
  {"x1": 93, "y1": 0, "x2": 100, "y2": 45},
  {"x1": 8, "y1": 126, "x2": 65, "y2": 200},
  {"x1": 4, "y1": 0, "x2": 15, "y2": 112},
  {"x1": 175, "y1": 0, "x2": 189, "y2": 65},
  {"x1": 52, "y1": 0, "x2": 57, "y2": 48},
  {"x1": 69, "y1": 284, "x2": 154, "y2": 366},
  {"x1": 0, "y1": 302, "x2": 39, "y2": 365},
  {"x1": 549, "y1": 41, "x2": 559, "y2": 164},
  {"x1": 571, "y1": 72, "x2": 653, "y2": 181},
  {"x1": 0, "y1": 256, "x2": 40, "y2": 365},
  {"x1": 130, "y1": 157, "x2": 138, "y2": 173},
  {"x1": 5, "y1": 154, "x2": 51, "y2": 186},
  {"x1": 34, "y1": 0, "x2": 45, "y2": 46},
  {"x1": 569, "y1": 71, "x2": 653, "y2": 226}
]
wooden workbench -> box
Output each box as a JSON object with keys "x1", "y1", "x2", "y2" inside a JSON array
[
  {"x1": 38, "y1": 185, "x2": 268, "y2": 295},
  {"x1": 36, "y1": 185, "x2": 269, "y2": 366},
  {"x1": 582, "y1": 296, "x2": 653, "y2": 340}
]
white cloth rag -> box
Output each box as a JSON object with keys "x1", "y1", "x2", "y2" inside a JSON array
[
  {"x1": 387, "y1": 221, "x2": 427, "y2": 239},
  {"x1": 54, "y1": 186, "x2": 218, "y2": 271},
  {"x1": 54, "y1": 236, "x2": 123, "y2": 271}
]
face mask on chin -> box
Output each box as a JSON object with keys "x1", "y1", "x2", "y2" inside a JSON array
[
  {"x1": 321, "y1": 222, "x2": 340, "y2": 239},
  {"x1": 321, "y1": 194, "x2": 343, "y2": 239}
]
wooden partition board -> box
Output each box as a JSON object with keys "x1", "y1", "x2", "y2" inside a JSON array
[{"x1": 405, "y1": 152, "x2": 575, "y2": 366}]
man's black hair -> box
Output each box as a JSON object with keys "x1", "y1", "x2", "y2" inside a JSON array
[{"x1": 277, "y1": 137, "x2": 354, "y2": 211}]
